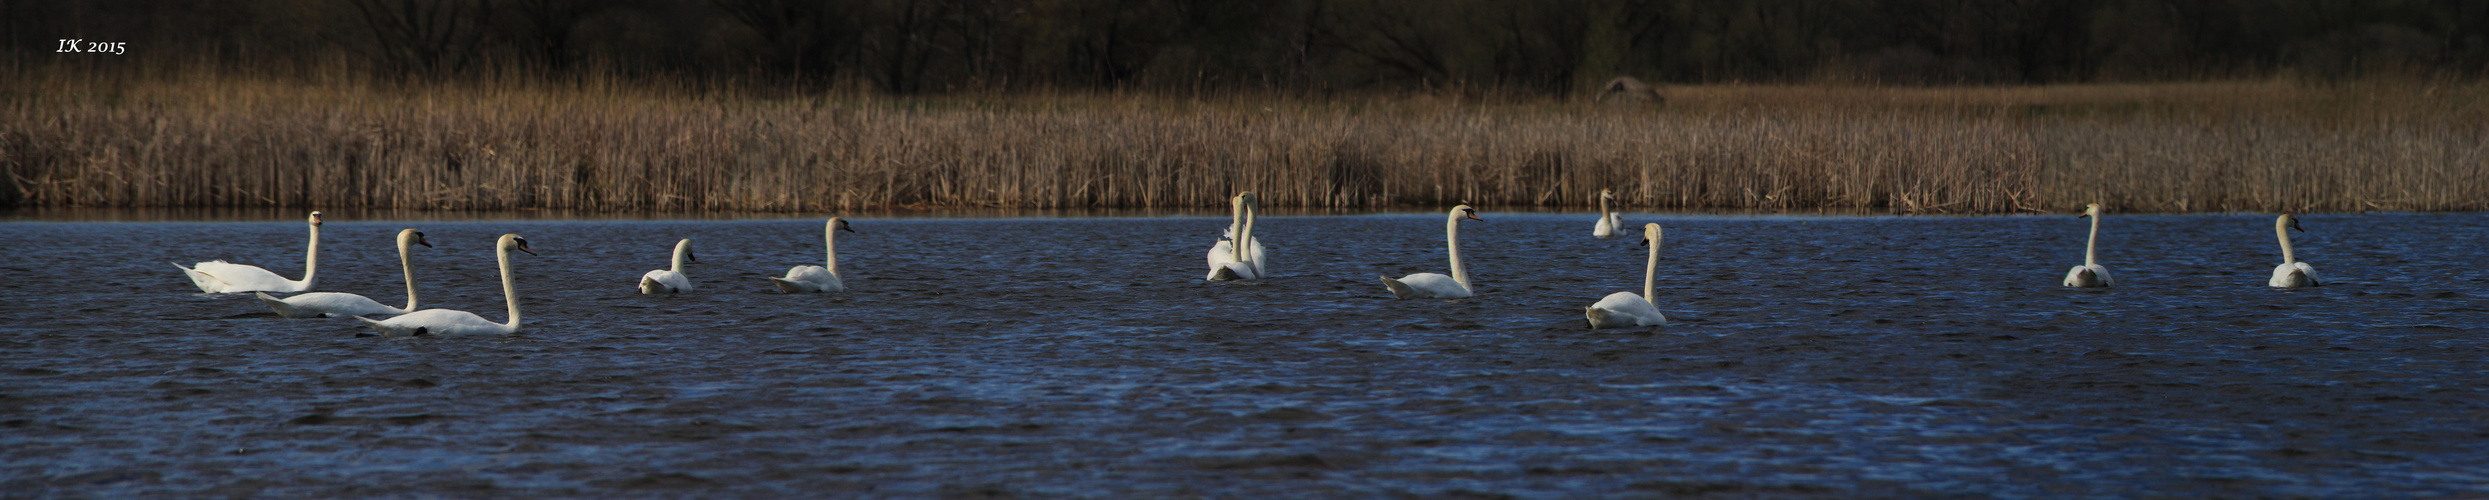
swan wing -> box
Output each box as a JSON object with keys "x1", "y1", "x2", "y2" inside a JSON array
[
  {"x1": 640, "y1": 270, "x2": 692, "y2": 294},
  {"x1": 188, "y1": 261, "x2": 304, "y2": 293},
  {"x1": 1206, "y1": 240, "x2": 1238, "y2": 269},
  {"x1": 1384, "y1": 273, "x2": 1469, "y2": 299},
  {"x1": 773, "y1": 265, "x2": 842, "y2": 293},
  {"x1": 262, "y1": 291, "x2": 401, "y2": 318},
  {"x1": 2269, "y1": 263, "x2": 2320, "y2": 288},
  {"x1": 1586, "y1": 291, "x2": 1667, "y2": 328},
  {"x1": 364, "y1": 309, "x2": 507, "y2": 337}
]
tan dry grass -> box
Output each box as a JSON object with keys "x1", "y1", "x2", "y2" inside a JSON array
[{"x1": 5, "y1": 71, "x2": 2483, "y2": 213}]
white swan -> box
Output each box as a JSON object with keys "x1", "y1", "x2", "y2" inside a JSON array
[
  {"x1": 2063, "y1": 203, "x2": 2114, "y2": 287},
  {"x1": 1592, "y1": 189, "x2": 1623, "y2": 238},
  {"x1": 175, "y1": 211, "x2": 321, "y2": 293},
  {"x1": 1587, "y1": 223, "x2": 1670, "y2": 328},
  {"x1": 2268, "y1": 214, "x2": 2321, "y2": 288},
  {"x1": 638, "y1": 239, "x2": 696, "y2": 294},
  {"x1": 1381, "y1": 204, "x2": 1483, "y2": 299},
  {"x1": 1208, "y1": 192, "x2": 1266, "y2": 281},
  {"x1": 772, "y1": 218, "x2": 855, "y2": 293},
  {"x1": 356, "y1": 234, "x2": 536, "y2": 337},
  {"x1": 256, "y1": 228, "x2": 431, "y2": 318}
]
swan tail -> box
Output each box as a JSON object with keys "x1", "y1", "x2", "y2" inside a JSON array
[
  {"x1": 175, "y1": 262, "x2": 225, "y2": 293},
  {"x1": 1380, "y1": 276, "x2": 1418, "y2": 300},
  {"x1": 2064, "y1": 267, "x2": 2097, "y2": 288},
  {"x1": 255, "y1": 292, "x2": 314, "y2": 318},
  {"x1": 769, "y1": 276, "x2": 816, "y2": 293},
  {"x1": 1585, "y1": 307, "x2": 1613, "y2": 329},
  {"x1": 353, "y1": 315, "x2": 406, "y2": 337}
]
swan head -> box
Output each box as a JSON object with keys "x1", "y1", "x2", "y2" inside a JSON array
[
  {"x1": 675, "y1": 238, "x2": 696, "y2": 263},
  {"x1": 308, "y1": 211, "x2": 324, "y2": 226},
  {"x1": 2079, "y1": 203, "x2": 2101, "y2": 219},
  {"x1": 2278, "y1": 214, "x2": 2305, "y2": 233},
  {"x1": 830, "y1": 218, "x2": 856, "y2": 233},
  {"x1": 398, "y1": 228, "x2": 433, "y2": 248},
  {"x1": 1638, "y1": 223, "x2": 1662, "y2": 246},
  {"x1": 1452, "y1": 204, "x2": 1482, "y2": 221},
  {"x1": 501, "y1": 234, "x2": 539, "y2": 256},
  {"x1": 1599, "y1": 189, "x2": 1615, "y2": 201}
]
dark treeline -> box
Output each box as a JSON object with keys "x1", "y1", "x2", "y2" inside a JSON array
[{"x1": 11, "y1": 0, "x2": 2489, "y2": 92}]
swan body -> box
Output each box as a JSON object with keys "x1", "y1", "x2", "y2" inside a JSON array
[
  {"x1": 638, "y1": 239, "x2": 696, "y2": 294},
  {"x1": 1587, "y1": 223, "x2": 1669, "y2": 328},
  {"x1": 357, "y1": 234, "x2": 535, "y2": 337},
  {"x1": 1592, "y1": 189, "x2": 1621, "y2": 238},
  {"x1": 258, "y1": 229, "x2": 431, "y2": 318},
  {"x1": 2268, "y1": 214, "x2": 2321, "y2": 288},
  {"x1": 2063, "y1": 204, "x2": 2114, "y2": 288},
  {"x1": 175, "y1": 211, "x2": 322, "y2": 293},
  {"x1": 772, "y1": 218, "x2": 855, "y2": 293},
  {"x1": 1381, "y1": 205, "x2": 1482, "y2": 299},
  {"x1": 1208, "y1": 192, "x2": 1266, "y2": 281}
]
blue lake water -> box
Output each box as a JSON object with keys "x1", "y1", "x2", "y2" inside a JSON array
[{"x1": 4, "y1": 211, "x2": 2487, "y2": 497}]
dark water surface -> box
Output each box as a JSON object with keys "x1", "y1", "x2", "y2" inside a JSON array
[{"x1": 6, "y1": 212, "x2": 2487, "y2": 497}]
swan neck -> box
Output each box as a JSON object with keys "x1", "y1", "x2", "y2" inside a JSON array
[
  {"x1": 499, "y1": 240, "x2": 521, "y2": 330},
  {"x1": 1598, "y1": 194, "x2": 1610, "y2": 220},
  {"x1": 670, "y1": 240, "x2": 688, "y2": 273},
  {"x1": 824, "y1": 220, "x2": 840, "y2": 276},
  {"x1": 1238, "y1": 200, "x2": 1259, "y2": 277},
  {"x1": 1228, "y1": 197, "x2": 1245, "y2": 238},
  {"x1": 398, "y1": 236, "x2": 419, "y2": 312},
  {"x1": 1643, "y1": 229, "x2": 1661, "y2": 304},
  {"x1": 2276, "y1": 218, "x2": 2297, "y2": 264},
  {"x1": 1446, "y1": 210, "x2": 1468, "y2": 288},
  {"x1": 2084, "y1": 212, "x2": 2101, "y2": 267},
  {"x1": 301, "y1": 222, "x2": 320, "y2": 287}
]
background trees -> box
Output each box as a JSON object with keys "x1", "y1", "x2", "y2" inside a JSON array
[{"x1": 15, "y1": 0, "x2": 2487, "y2": 92}]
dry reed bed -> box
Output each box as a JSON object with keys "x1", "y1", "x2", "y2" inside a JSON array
[{"x1": 4, "y1": 75, "x2": 2483, "y2": 213}]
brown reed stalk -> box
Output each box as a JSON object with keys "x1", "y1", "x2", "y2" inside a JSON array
[{"x1": 5, "y1": 69, "x2": 2484, "y2": 213}]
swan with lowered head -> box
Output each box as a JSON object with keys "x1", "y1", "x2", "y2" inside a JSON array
[
  {"x1": 2063, "y1": 204, "x2": 2114, "y2": 288},
  {"x1": 1381, "y1": 204, "x2": 1484, "y2": 299},
  {"x1": 1587, "y1": 223, "x2": 1670, "y2": 328},
  {"x1": 772, "y1": 218, "x2": 856, "y2": 293},
  {"x1": 1208, "y1": 192, "x2": 1266, "y2": 281},
  {"x1": 2269, "y1": 214, "x2": 2321, "y2": 288},
  {"x1": 356, "y1": 234, "x2": 536, "y2": 337},
  {"x1": 257, "y1": 228, "x2": 431, "y2": 318},
  {"x1": 638, "y1": 239, "x2": 697, "y2": 294},
  {"x1": 175, "y1": 211, "x2": 322, "y2": 293},
  {"x1": 1592, "y1": 189, "x2": 1623, "y2": 238}
]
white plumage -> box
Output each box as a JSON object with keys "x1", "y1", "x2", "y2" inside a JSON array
[
  {"x1": 175, "y1": 211, "x2": 322, "y2": 293},
  {"x1": 1381, "y1": 205, "x2": 1483, "y2": 299},
  {"x1": 1586, "y1": 223, "x2": 1670, "y2": 328},
  {"x1": 2267, "y1": 214, "x2": 2321, "y2": 288},
  {"x1": 773, "y1": 218, "x2": 855, "y2": 293},
  {"x1": 356, "y1": 234, "x2": 536, "y2": 337},
  {"x1": 638, "y1": 238, "x2": 696, "y2": 294},
  {"x1": 2063, "y1": 204, "x2": 2114, "y2": 288},
  {"x1": 258, "y1": 228, "x2": 432, "y2": 318}
]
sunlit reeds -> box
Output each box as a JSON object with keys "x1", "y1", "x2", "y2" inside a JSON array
[{"x1": 5, "y1": 70, "x2": 2482, "y2": 213}]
